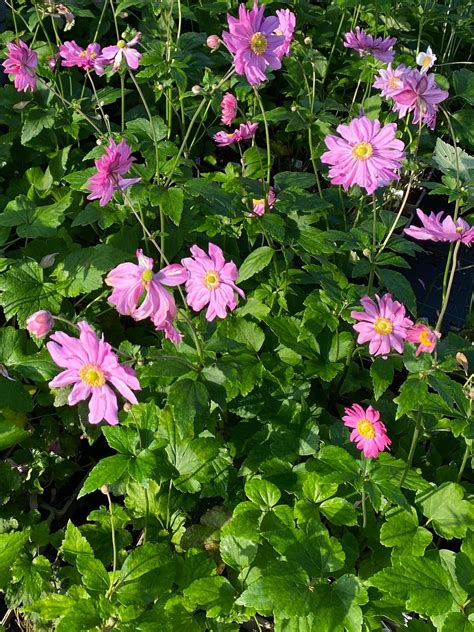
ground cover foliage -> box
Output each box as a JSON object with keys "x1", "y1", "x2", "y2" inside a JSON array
[{"x1": 0, "y1": 0, "x2": 473, "y2": 630}]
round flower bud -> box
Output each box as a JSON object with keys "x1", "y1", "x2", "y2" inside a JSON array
[
  {"x1": 304, "y1": 36, "x2": 312, "y2": 46},
  {"x1": 26, "y1": 311, "x2": 54, "y2": 338},
  {"x1": 40, "y1": 253, "x2": 58, "y2": 268},
  {"x1": 206, "y1": 35, "x2": 220, "y2": 50},
  {"x1": 191, "y1": 85, "x2": 202, "y2": 95}
]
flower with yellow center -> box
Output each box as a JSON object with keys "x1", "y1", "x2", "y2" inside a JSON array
[
  {"x1": 203, "y1": 270, "x2": 220, "y2": 290},
  {"x1": 117, "y1": 40, "x2": 127, "y2": 49},
  {"x1": 79, "y1": 364, "x2": 106, "y2": 388},
  {"x1": 252, "y1": 198, "x2": 264, "y2": 206},
  {"x1": 352, "y1": 141, "x2": 374, "y2": 160},
  {"x1": 422, "y1": 57, "x2": 432, "y2": 69},
  {"x1": 373, "y1": 317, "x2": 393, "y2": 336},
  {"x1": 356, "y1": 418, "x2": 376, "y2": 439},
  {"x1": 419, "y1": 329, "x2": 433, "y2": 346},
  {"x1": 250, "y1": 32, "x2": 268, "y2": 55},
  {"x1": 141, "y1": 269, "x2": 154, "y2": 285},
  {"x1": 79, "y1": 50, "x2": 87, "y2": 57},
  {"x1": 388, "y1": 76, "x2": 401, "y2": 89}
]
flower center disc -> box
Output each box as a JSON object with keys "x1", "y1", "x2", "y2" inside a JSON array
[
  {"x1": 252, "y1": 198, "x2": 264, "y2": 206},
  {"x1": 373, "y1": 317, "x2": 393, "y2": 336},
  {"x1": 142, "y1": 269, "x2": 154, "y2": 284},
  {"x1": 204, "y1": 270, "x2": 220, "y2": 290},
  {"x1": 419, "y1": 330, "x2": 433, "y2": 346},
  {"x1": 117, "y1": 39, "x2": 127, "y2": 48},
  {"x1": 422, "y1": 57, "x2": 432, "y2": 68},
  {"x1": 250, "y1": 32, "x2": 268, "y2": 55},
  {"x1": 352, "y1": 141, "x2": 374, "y2": 160},
  {"x1": 455, "y1": 226, "x2": 464, "y2": 233},
  {"x1": 357, "y1": 418, "x2": 376, "y2": 439},
  {"x1": 79, "y1": 364, "x2": 106, "y2": 387},
  {"x1": 388, "y1": 77, "x2": 401, "y2": 88}
]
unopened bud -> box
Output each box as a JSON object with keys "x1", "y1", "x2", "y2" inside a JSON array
[
  {"x1": 192, "y1": 85, "x2": 202, "y2": 95},
  {"x1": 291, "y1": 104, "x2": 298, "y2": 112},
  {"x1": 123, "y1": 402, "x2": 132, "y2": 413},
  {"x1": 100, "y1": 485, "x2": 110, "y2": 495},
  {"x1": 456, "y1": 352, "x2": 469, "y2": 375},
  {"x1": 96, "y1": 138, "x2": 103, "y2": 145},
  {"x1": 304, "y1": 36, "x2": 312, "y2": 46},
  {"x1": 40, "y1": 253, "x2": 58, "y2": 268},
  {"x1": 362, "y1": 248, "x2": 371, "y2": 258},
  {"x1": 206, "y1": 34, "x2": 220, "y2": 50}
]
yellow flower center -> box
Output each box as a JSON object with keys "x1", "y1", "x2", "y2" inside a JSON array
[
  {"x1": 252, "y1": 198, "x2": 264, "y2": 206},
  {"x1": 357, "y1": 418, "x2": 376, "y2": 439},
  {"x1": 90, "y1": 52, "x2": 97, "y2": 59},
  {"x1": 373, "y1": 317, "x2": 393, "y2": 336},
  {"x1": 352, "y1": 141, "x2": 373, "y2": 160},
  {"x1": 388, "y1": 76, "x2": 401, "y2": 88},
  {"x1": 203, "y1": 270, "x2": 220, "y2": 290},
  {"x1": 419, "y1": 330, "x2": 433, "y2": 346},
  {"x1": 117, "y1": 40, "x2": 127, "y2": 48},
  {"x1": 455, "y1": 226, "x2": 464, "y2": 233},
  {"x1": 142, "y1": 269, "x2": 154, "y2": 284},
  {"x1": 422, "y1": 57, "x2": 432, "y2": 68},
  {"x1": 250, "y1": 32, "x2": 268, "y2": 55},
  {"x1": 79, "y1": 50, "x2": 87, "y2": 57},
  {"x1": 79, "y1": 364, "x2": 106, "y2": 388}
]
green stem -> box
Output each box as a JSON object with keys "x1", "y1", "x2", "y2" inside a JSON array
[
  {"x1": 105, "y1": 489, "x2": 118, "y2": 598},
  {"x1": 399, "y1": 409, "x2": 423, "y2": 488},
  {"x1": 253, "y1": 87, "x2": 271, "y2": 187},
  {"x1": 361, "y1": 456, "x2": 368, "y2": 528},
  {"x1": 435, "y1": 239, "x2": 461, "y2": 332},
  {"x1": 322, "y1": 10, "x2": 346, "y2": 87},
  {"x1": 457, "y1": 443, "x2": 471, "y2": 483},
  {"x1": 120, "y1": 74, "x2": 125, "y2": 132},
  {"x1": 128, "y1": 70, "x2": 160, "y2": 181}
]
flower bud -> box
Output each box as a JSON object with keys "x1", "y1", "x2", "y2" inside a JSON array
[
  {"x1": 456, "y1": 352, "x2": 469, "y2": 375},
  {"x1": 206, "y1": 34, "x2": 220, "y2": 50},
  {"x1": 191, "y1": 85, "x2": 202, "y2": 95},
  {"x1": 40, "y1": 253, "x2": 58, "y2": 268},
  {"x1": 26, "y1": 311, "x2": 54, "y2": 338},
  {"x1": 304, "y1": 36, "x2": 312, "y2": 46},
  {"x1": 123, "y1": 402, "x2": 132, "y2": 413}
]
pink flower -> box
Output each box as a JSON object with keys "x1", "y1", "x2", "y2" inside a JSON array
[
  {"x1": 26, "y1": 311, "x2": 54, "y2": 337},
  {"x1": 2, "y1": 40, "x2": 38, "y2": 92},
  {"x1": 47, "y1": 52, "x2": 59, "y2": 70},
  {"x1": 391, "y1": 69, "x2": 448, "y2": 129},
  {"x1": 221, "y1": 92, "x2": 238, "y2": 126},
  {"x1": 222, "y1": 1, "x2": 285, "y2": 86},
  {"x1": 86, "y1": 138, "x2": 141, "y2": 207},
  {"x1": 101, "y1": 33, "x2": 142, "y2": 72},
  {"x1": 152, "y1": 300, "x2": 183, "y2": 344},
  {"x1": 406, "y1": 324, "x2": 440, "y2": 356},
  {"x1": 207, "y1": 35, "x2": 220, "y2": 50},
  {"x1": 320, "y1": 116, "x2": 405, "y2": 194},
  {"x1": 58, "y1": 41, "x2": 104, "y2": 74},
  {"x1": 351, "y1": 293, "x2": 413, "y2": 357},
  {"x1": 342, "y1": 404, "x2": 391, "y2": 458},
  {"x1": 404, "y1": 209, "x2": 474, "y2": 246},
  {"x1": 47, "y1": 322, "x2": 140, "y2": 425},
  {"x1": 274, "y1": 9, "x2": 296, "y2": 58},
  {"x1": 213, "y1": 121, "x2": 258, "y2": 146},
  {"x1": 343, "y1": 27, "x2": 396, "y2": 63},
  {"x1": 373, "y1": 64, "x2": 408, "y2": 98},
  {"x1": 182, "y1": 243, "x2": 245, "y2": 321},
  {"x1": 251, "y1": 186, "x2": 276, "y2": 216},
  {"x1": 416, "y1": 46, "x2": 436, "y2": 73},
  {"x1": 106, "y1": 249, "x2": 187, "y2": 325}
]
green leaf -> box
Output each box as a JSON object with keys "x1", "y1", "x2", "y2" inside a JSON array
[
  {"x1": 61, "y1": 522, "x2": 109, "y2": 592},
  {"x1": 380, "y1": 508, "x2": 432, "y2": 555},
  {"x1": 432, "y1": 138, "x2": 474, "y2": 183},
  {"x1": 379, "y1": 269, "x2": 417, "y2": 316},
  {"x1": 126, "y1": 116, "x2": 167, "y2": 142},
  {"x1": 297, "y1": 227, "x2": 335, "y2": 256},
  {"x1": 370, "y1": 356, "x2": 395, "y2": 400},
  {"x1": 273, "y1": 172, "x2": 316, "y2": 190},
  {"x1": 441, "y1": 612, "x2": 474, "y2": 632},
  {"x1": 184, "y1": 576, "x2": 237, "y2": 618},
  {"x1": 78, "y1": 455, "x2": 131, "y2": 498},
  {"x1": 219, "y1": 533, "x2": 258, "y2": 571},
  {"x1": 0, "y1": 378, "x2": 33, "y2": 413},
  {"x1": 455, "y1": 530, "x2": 474, "y2": 594},
  {"x1": 167, "y1": 379, "x2": 209, "y2": 437},
  {"x1": 0, "y1": 195, "x2": 71, "y2": 238},
  {"x1": 21, "y1": 108, "x2": 56, "y2": 144},
  {"x1": 0, "y1": 531, "x2": 28, "y2": 588},
  {"x1": 119, "y1": 542, "x2": 172, "y2": 583},
  {"x1": 245, "y1": 478, "x2": 281, "y2": 510},
  {"x1": 417, "y1": 483, "x2": 474, "y2": 540},
  {"x1": 150, "y1": 187, "x2": 184, "y2": 226},
  {"x1": 319, "y1": 498, "x2": 357, "y2": 526},
  {"x1": 394, "y1": 377, "x2": 428, "y2": 419},
  {"x1": 238, "y1": 246, "x2": 274, "y2": 282},
  {"x1": 453, "y1": 69, "x2": 474, "y2": 104},
  {"x1": 301, "y1": 472, "x2": 338, "y2": 503},
  {"x1": 242, "y1": 146, "x2": 268, "y2": 179},
  {"x1": 8, "y1": 555, "x2": 51, "y2": 607}
]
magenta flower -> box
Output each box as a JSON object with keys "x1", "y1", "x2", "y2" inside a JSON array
[
  {"x1": 351, "y1": 293, "x2": 413, "y2": 357},
  {"x1": 26, "y1": 311, "x2": 54, "y2": 338},
  {"x1": 404, "y1": 209, "x2": 474, "y2": 246},
  {"x1": 2, "y1": 40, "x2": 38, "y2": 92},
  {"x1": 320, "y1": 116, "x2": 405, "y2": 194},
  {"x1": 406, "y1": 324, "x2": 440, "y2": 356},
  {"x1": 391, "y1": 69, "x2": 448, "y2": 129},
  {"x1": 343, "y1": 27, "x2": 396, "y2": 63},
  {"x1": 274, "y1": 9, "x2": 296, "y2": 58},
  {"x1": 213, "y1": 121, "x2": 258, "y2": 146},
  {"x1": 251, "y1": 186, "x2": 276, "y2": 216},
  {"x1": 47, "y1": 322, "x2": 140, "y2": 426},
  {"x1": 58, "y1": 41, "x2": 104, "y2": 74},
  {"x1": 222, "y1": 2, "x2": 285, "y2": 86},
  {"x1": 373, "y1": 64, "x2": 408, "y2": 98},
  {"x1": 101, "y1": 33, "x2": 142, "y2": 72},
  {"x1": 221, "y1": 92, "x2": 238, "y2": 126},
  {"x1": 182, "y1": 243, "x2": 245, "y2": 321},
  {"x1": 86, "y1": 138, "x2": 141, "y2": 207},
  {"x1": 342, "y1": 404, "x2": 391, "y2": 459},
  {"x1": 106, "y1": 249, "x2": 187, "y2": 324}
]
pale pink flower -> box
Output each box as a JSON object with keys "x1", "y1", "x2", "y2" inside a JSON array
[
  {"x1": 343, "y1": 27, "x2": 396, "y2": 63},
  {"x1": 342, "y1": 404, "x2": 391, "y2": 458},
  {"x1": 101, "y1": 33, "x2": 141, "y2": 72},
  {"x1": 406, "y1": 324, "x2": 440, "y2": 356},
  {"x1": 182, "y1": 243, "x2": 245, "y2": 321},
  {"x1": 207, "y1": 35, "x2": 220, "y2": 50},
  {"x1": 404, "y1": 209, "x2": 474, "y2": 246},
  {"x1": 416, "y1": 46, "x2": 436, "y2": 73},
  {"x1": 106, "y1": 249, "x2": 187, "y2": 325},
  {"x1": 351, "y1": 293, "x2": 413, "y2": 357},
  {"x1": 213, "y1": 121, "x2": 258, "y2": 146},
  {"x1": 274, "y1": 9, "x2": 296, "y2": 58},
  {"x1": 2, "y1": 40, "x2": 38, "y2": 92},
  {"x1": 58, "y1": 41, "x2": 104, "y2": 74},
  {"x1": 152, "y1": 299, "x2": 183, "y2": 344},
  {"x1": 251, "y1": 186, "x2": 276, "y2": 216},
  {"x1": 373, "y1": 64, "x2": 408, "y2": 98},
  {"x1": 391, "y1": 69, "x2": 448, "y2": 129},
  {"x1": 320, "y1": 116, "x2": 405, "y2": 194},
  {"x1": 47, "y1": 322, "x2": 140, "y2": 425},
  {"x1": 86, "y1": 138, "x2": 141, "y2": 207},
  {"x1": 26, "y1": 311, "x2": 54, "y2": 337},
  {"x1": 222, "y1": 1, "x2": 285, "y2": 86},
  {"x1": 221, "y1": 92, "x2": 238, "y2": 126}
]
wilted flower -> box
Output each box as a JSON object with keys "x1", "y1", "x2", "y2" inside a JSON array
[
  {"x1": 58, "y1": 41, "x2": 104, "y2": 74},
  {"x1": 26, "y1": 311, "x2": 54, "y2": 337},
  {"x1": 213, "y1": 121, "x2": 258, "y2": 146},
  {"x1": 391, "y1": 69, "x2": 448, "y2": 129},
  {"x1": 222, "y1": 1, "x2": 284, "y2": 85},
  {"x1": 221, "y1": 92, "x2": 238, "y2": 126},
  {"x1": 2, "y1": 40, "x2": 38, "y2": 92},
  {"x1": 343, "y1": 27, "x2": 396, "y2": 63},
  {"x1": 274, "y1": 9, "x2": 296, "y2": 58},
  {"x1": 207, "y1": 34, "x2": 220, "y2": 50},
  {"x1": 373, "y1": 63, "x2": 408, "y2": 97},
  {"x1": 86, "y1": 138, "x2": 141, "y2": 207},
  {"x1": 182, "y1": 243, "x2": 245, "y2": 321},
  {"x1": 251, "y1": 186, "x2": 276, "y2": 216},
  {"x1": 47, "y1": 322, "x2": 140, "y2": 425},
  {"x1": 152, "y1": 299, "x2": 183, "y2": 344},
  {"x1": 342, "y1": 404, "x2": 391, "y2": 458},
  {"x1": 351, "y1": 293, "x2": 413, "y2": 357},
  {"x1": 406, "y1": 324, "x2": 441, "y2": 356},
  {"x1": 416, "y1": 46, "x2": 436, "y2": 73},
  {"x1": 404, "y1": 209, "x2": 474, "y2": 246},
  {"x1": 101, "y1": 33, "x2": 142, "y2": 72},
  {"x1": 320, "y1": 116, "x2": 405, "y2": 194}
]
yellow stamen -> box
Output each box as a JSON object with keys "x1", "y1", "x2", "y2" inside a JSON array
[
  {"x1": 203, "y1": 270, "x2": 220, "y2": 290},
  {"x1": 357, "y1": 418, "x2": 376, "y2": 439},
  {"x1": 419, "y1": 329, "x2": 433, "y2": 346},
  {"x1": 79, "y1": 50, "x2": 87, "y2": 57},
  {"x1": 117, "y1": 40, "x2": 127, "y2": 48},
  {"x1": 252, "y1": 198, "x2": 265, "y2": 206},
  {"x1": 422, "y1": 57, "x2": 432, "y2": 68},
  {"x1": 142, "y1": 269, "x2": 154, "y2": 283},
  {"x1": 79, "y1": 364, "x2": 106, "y2": 387},
  {"x1": 250, "y1": 32, "x2": 268, "y2": 55},
  {"x1": 373, "y1": 317, "x2": 393, "y2": 336},
  {"x1": 388, "y1": 77, "x2": 401, "y2": 88},
  {"x1": 455, "y1": 226, "x2": 464, "y2": 233},
  {"x1": 352, "y1": 141, "x2": 373, "y2": 161}
]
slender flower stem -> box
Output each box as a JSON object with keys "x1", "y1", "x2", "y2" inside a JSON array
[
  {"x1": 322, "y1": 10, "x2": 346, "y2": 87},
  {"x1": 435, "y1": 239, "x2": 461, "y2": 332},
  {"x1": 253, "y1": 87, "x2": 271, "y2": 188},
  {"x1": 361, "y1": 455, "x2": 368, "y2": 528},
  {"x1": 457, "y1": 443, "x2": 471, "y2": 483},
  {"x1": 399, "y1": 408, "x2": 423, "y2": 488},
  {"x1": 105, "y1": 489, "x2": 118, "y2": 598}
]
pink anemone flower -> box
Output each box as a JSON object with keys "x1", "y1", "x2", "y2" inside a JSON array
[
  {"x1": 343, "y1": 27, "x2": 396, "y2": 63},
  {"x1": 101, "y1": 33, "x2": 142, "y2": 72},
  {"x1": 214, "y1": 121, "x2": 258, "y2": 146},
  {"x1": 251, "y1": 186, "x2": 276, "y2": 216},
  {"x1": 373, "y1": 64, "x2": 408, "y2": 98},
  {"x1": 221, "y1": 92, "x2": 238, "y2": 126},
  {"x1": 404, "y1": 209, "x2": 474, "y2": 246},
  {"x1": 222, "y1": 1, "x2": 285, "y2": 86},
  {"x1": 342, "y1": 404, "x2": 391, "y2": 458},
  {"x1": 2, "y1": 40, "x2": 38, "y2": 92},
  {"x1": 182, "y1": 243, "x2": 245, "y2": 321},
  {"x1": 47, "y1": 322, "x2": 140, "y2": 426},
  {"x1": 274, "y1": 9, "x2": 296, "y2": 58},
  {"x1": 105, "y1": 249, "x2": 188, "y2": 325},
  {"x1": 320, "y1": 116, "x2": 405, "y2": 194},
  {"x1": 391, "y1": 69, "x2": 448, "y2": 129},
  {"x1": 86, "y1": 138, "x2": 141, "y2": 207},
  {"x1": 152, "y1": 300, "x2": 183, "y2": 344},
  {"x1": 351, "y1": 293, "x2": 413, "y2": 357},
  {"x1": 406, "y1": 324, "x2": 440, "y2": 356},
  {"x1": 58, "y1": 41, "x2": 104, "y2": 74}
]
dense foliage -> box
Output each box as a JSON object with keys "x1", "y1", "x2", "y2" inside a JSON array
[{"x1": 0, "y1": 0, "x2": 473, "y2": 630}]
